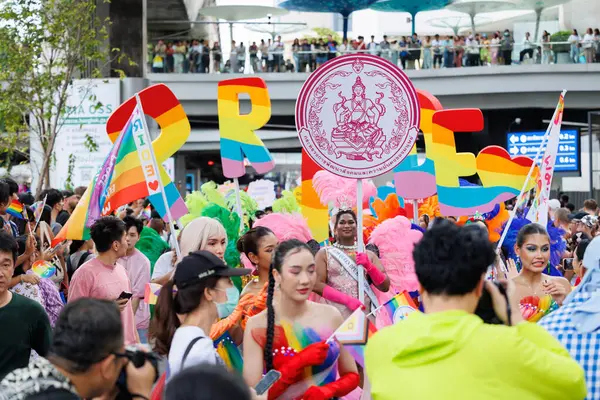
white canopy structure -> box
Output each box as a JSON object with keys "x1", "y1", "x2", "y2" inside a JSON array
[
  {"x1": 198, "y1": 5, "x2": 289, "y2": 40},
  {"x1": 428, "y1": 14, "x2": 491, "y2": 34},
  {"x1": 513, "y1": 0, "x2": 570, "y2": 41},
  {"x1": 446, "y1": 0, "x2": 519, "y2": 34}
]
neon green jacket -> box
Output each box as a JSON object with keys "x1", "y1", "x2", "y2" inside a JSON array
[{"x1": 365, "y1": 310, "x2": 586, "y2": 400}]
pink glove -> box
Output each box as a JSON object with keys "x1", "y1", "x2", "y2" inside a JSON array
[
  {"x1": 356, "y1": 252, "x2": 386, "y2": 286},
  {"x1": 322, "y1": 285, "x2": 364, "y2": 311}
]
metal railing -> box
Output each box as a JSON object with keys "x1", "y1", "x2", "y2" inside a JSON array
[{"x1": 148, "y1": 40, "x2": 600, "y2": 74}]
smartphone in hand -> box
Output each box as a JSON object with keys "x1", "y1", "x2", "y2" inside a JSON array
[
  {"x1": 118, "y1": 291, "x2": 133, "y2": 300},
  {"x1": 562, "y1": 258, "x2": 574, "y2": 271},
  {"x1": 255, "y1": 370, "x2": 281, "y2": 395}
]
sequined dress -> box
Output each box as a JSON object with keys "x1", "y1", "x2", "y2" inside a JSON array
[
  {"x1": 252, "y1": 322, "x2": 340, "y2": 400},
  {"x1": 323, "y1": 247, "x2": 370, "y2": 319}
]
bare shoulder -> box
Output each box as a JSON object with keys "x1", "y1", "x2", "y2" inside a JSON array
[
  {"x1": 246, "y1": 309, "x2": 268, "y2": 330},
  {"x1": 366, "y1": 250, "x2": 379, "y2": 260},
  {"x1": 309, "y1": 301, "x2": 344, "y2": 326},
  {"x1": 549, "y1": 275, "x2": 572, "y2": 289},
  {"x1": 316, "y1": 248, "x2": 327, "y2": 259}
]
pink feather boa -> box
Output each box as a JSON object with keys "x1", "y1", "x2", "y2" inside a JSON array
[
  {"x1": 312, "y1": 170, "x2": 377, "y2": 208},
  {"x1": 253, "y1": 213, "x2": 313, "y2": 242},
  {"x1": 368, "y1": 216, "x2": 422, "y2": 305}
]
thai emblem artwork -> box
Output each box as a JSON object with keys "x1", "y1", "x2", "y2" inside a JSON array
[{"x1": 296, "y1": 54, "x2": 420, "y2": 179}]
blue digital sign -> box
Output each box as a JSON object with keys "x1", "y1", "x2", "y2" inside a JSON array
[{"x1": 506, "y1": 129, "x2": 580, "y2": 173}]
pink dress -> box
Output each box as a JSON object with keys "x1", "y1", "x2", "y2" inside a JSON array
[{"x1": 320, "y1": 247, "x2": 371, "y2": 319}]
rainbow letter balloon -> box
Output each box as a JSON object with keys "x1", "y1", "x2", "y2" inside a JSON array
[
  {"x1": 393, "y1": 90, "x2": 537, "y2": 216},
  {"x1": 218, "y1": 78, "x2": 275, "y2": 179}
]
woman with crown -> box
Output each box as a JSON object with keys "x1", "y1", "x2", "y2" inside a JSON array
[{"x1": 310, "y1": 171, "x2": 390, "y2": 319}]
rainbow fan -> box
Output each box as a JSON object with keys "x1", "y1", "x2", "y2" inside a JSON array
[
  {"x1": 519, "y1": 295, "x2": 558, "y2": 322},
  {"x1": 32, "y1": 260, "x2": 56, "y2": 279}
]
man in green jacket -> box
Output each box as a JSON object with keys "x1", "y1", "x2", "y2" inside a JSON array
[{"x1": 366, "y1": 220, "x2": 586, "y2": 400}]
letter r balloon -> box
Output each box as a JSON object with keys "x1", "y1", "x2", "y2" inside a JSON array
[{"x1": 218, "y1": 78, "x2": 275, "y2": 179}]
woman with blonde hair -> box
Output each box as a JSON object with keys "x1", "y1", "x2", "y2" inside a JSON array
[{"x1": 151, "y1": 216, "x2": 227, "y2": 286}]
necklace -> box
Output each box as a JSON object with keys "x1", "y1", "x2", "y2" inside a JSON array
[{"x1": 333, "y1": 242, "x2": 358, "y2": 251}]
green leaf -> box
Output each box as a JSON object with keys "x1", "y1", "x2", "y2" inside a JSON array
[{"x1": 0, "y1": 0, "x2": 128, "y2": 194}]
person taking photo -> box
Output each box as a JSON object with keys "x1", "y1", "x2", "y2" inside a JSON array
[{"x1": 366, "y1": 220, "x2": 586, "y2": 399}]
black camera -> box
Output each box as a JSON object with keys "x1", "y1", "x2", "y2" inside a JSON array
[
  {"x1": 115, "y1": 347, "x2": 160, "y2": 400},
  {"x1": 474, "y1": 280, "x2": 509, "y2": 325}
]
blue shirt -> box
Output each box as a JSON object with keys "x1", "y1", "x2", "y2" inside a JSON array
[{"x1": 540, "y1": 289, "x2": 600, "y2": 399}]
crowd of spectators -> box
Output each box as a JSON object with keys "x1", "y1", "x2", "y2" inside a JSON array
[{"x1": 151, "y1": 27, "x2": 600, "y2": 74}]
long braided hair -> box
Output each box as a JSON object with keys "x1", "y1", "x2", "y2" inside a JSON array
[{"x1": 263, "y1": 239, "x2": 312, "y2": 371}]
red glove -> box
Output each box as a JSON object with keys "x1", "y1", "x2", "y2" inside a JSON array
[
  {"x1": 300, "y1": 372, "x2": 360, "y2": 400},
  {"x1": 269, "y1": 342, "x2": 330, "y2": 400},
  {"x1": 356, "y1": 252, "x2": 386, "y2": 286}
]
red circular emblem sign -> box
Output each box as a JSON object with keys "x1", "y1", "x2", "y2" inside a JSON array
[{"x1": 296, "y1": 54, "x2": 420, "y2": 179}]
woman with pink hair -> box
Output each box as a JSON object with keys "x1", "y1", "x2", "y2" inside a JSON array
[{"x1": 253, "y1": 213, "x2": 312, "y2": 242}]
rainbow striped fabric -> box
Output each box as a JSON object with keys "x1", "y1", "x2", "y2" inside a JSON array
[
  {"x1": 217, "y1": 78, "x2": 275, "y2": 179},
  {"x1": 53, "y1": 103, "x2": 187, "y2": 246},
  {"x1": 7, "y1": 199, "x2": 24, "y2": 220}
]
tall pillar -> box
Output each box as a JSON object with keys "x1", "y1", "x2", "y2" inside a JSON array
[
  {"x1": 109, "y1": 0, "x2": 145, "y2": 78},
  {"x1": 175, "y1": 153, "x2": 187, "y2": 197}
]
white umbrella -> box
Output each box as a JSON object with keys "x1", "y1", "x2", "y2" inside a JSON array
[
  {"x1": 513, "y1": 0, "x2": 569, "y2": 41},
  {"x1": 428, "y1": 14, "x2": 491, "y2": 35},
  {"x1": 198, "y1": 5, "x2": 289, "y2": 40},
  {"x1": 446, "y1": 0, "x2": 519, "y2": 34},
  {"x1": 244, "y1": 22, "x2": 307, "y2": 40}
]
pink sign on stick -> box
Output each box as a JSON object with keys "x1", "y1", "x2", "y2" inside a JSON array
[{"x1": 296, "y1": 54, "x2": 420, "y2": 179}]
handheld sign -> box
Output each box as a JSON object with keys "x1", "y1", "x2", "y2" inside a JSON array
[{"x1": 296, "y1": 54, "x2": 420, "y2": 304}]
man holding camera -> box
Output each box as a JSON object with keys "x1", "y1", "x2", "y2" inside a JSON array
[
  {"x1": 0, "y1": 298, "x2": 156, "y2": 400},
  {"x1": 365, "y1": 220, "x2": 586, "y2": 399}
]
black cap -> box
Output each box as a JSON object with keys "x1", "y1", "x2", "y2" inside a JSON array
[
  {"x1": 568, "y1": 211, "x2": 589, "y2": 221},
  {"x1": 174, "y1": 251, "x2": 252, "y2": 289}
]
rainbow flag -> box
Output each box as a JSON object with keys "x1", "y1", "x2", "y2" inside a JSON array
[
  {"x1": 330, "y1": 309, "x2": 377, "y2": 368},
  {"x1": 7, "y1": 200, "x2": 24, "y2": 220},
  {"x1": 53, "y1": 103, "x2": 187, "y2": 246},
  {"x1": 380, "y1": 291, "x2": 419, "y2": 326},
  {"x1": 144, "y1": 283, "x2": 162, "y2": 305},
  {"x1": 142, "y1": 204, "x2": 152, "y2": 219},
  {"x1": 32, "y1": 196, "x2": 47, "y2": 222}
]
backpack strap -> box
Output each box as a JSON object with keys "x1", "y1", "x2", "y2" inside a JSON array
[
  {"x1": 77, "y1": 251, "x2": 91, "y2": 269},
  {"x1": 180, "y1": 336, "x2": 203, "y2": 371}
]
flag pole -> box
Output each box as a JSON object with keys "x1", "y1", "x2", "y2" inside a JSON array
[
  {"x1": 412, "y1": 199, "x2": 419, "y2": 223},
  {"x1": 233, "y1": 177, "x2": 244, "y2": 232},
  {"x1": 32, "y1": 195, "x2": 47, "y2": 234},
  {"x1": 357, "y1": 179, "x2": 365, "y2": 305},
  {"x1": 496, "y1": 90, "x2": 566, "y2": 253},
  {"x1": 135, "y1": 95, "x2": 182, "y2": 261}
]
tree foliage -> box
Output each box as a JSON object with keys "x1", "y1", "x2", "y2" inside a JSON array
[
  {"x1": 302, "y1": 27, "x2": 343, "y2": 44},
  {"x1": 0, "y1": 0, "x2": 127, "y2": 195}
]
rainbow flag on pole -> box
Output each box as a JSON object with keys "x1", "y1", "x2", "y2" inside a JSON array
[
  {"x1": 330, "y1": 309, "x2": 377, "y2": 368},
  {"x1": 380, "y1": 291, "x2": 419, "y2": 326},
  {"x1": 52, "y1": 103, "x2": 187, "y2": 246},
  {"x1": 7, "y1": 200, "x2": 24, "y2": 220}
]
